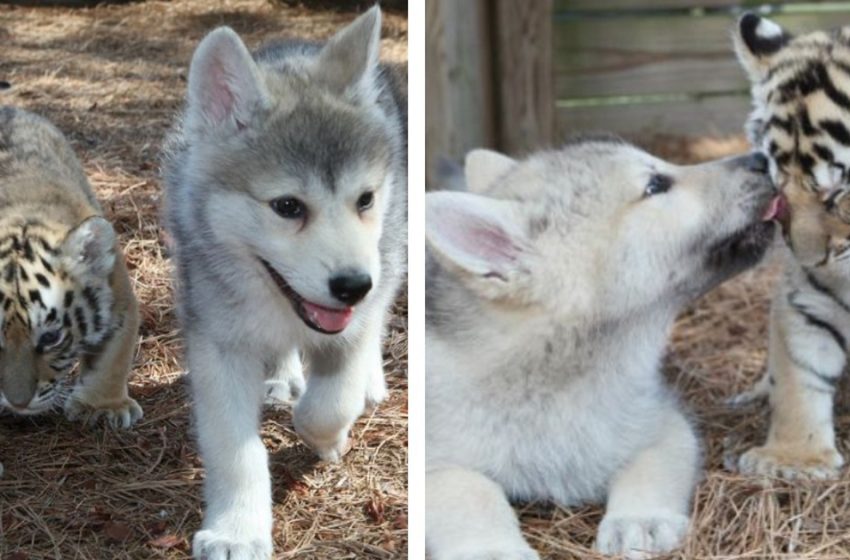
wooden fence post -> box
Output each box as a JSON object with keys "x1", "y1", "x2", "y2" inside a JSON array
[
  {"x1": 493, "y1": 0, "x2": 554, "y2": 155},
  {"x1": 425, "y1": 0, "x2": 496, "y2": 187}
]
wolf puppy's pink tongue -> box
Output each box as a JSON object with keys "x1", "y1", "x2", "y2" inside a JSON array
[
  {"x1": 303, "y1": 301, "x2": 354, "y2": 332},
  {"x1": 762, "y1": 195, "x2": 788, "y2": 222}
]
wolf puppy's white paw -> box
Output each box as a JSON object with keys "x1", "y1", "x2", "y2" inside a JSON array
[
  {"x1": 738, "y1": 444, "x2": 844, "y2": 480},
  {"x1": 193, "y1": 530, "x2": 272, "y2": 560},
  {"x1": 263, "y1": 376, "x2": 305, "y2": 406},
  {"x1": 595, "y1": 513, "x2": 688, "y2": 559},
  {"x1": 364, "y1": 367, "x2": 388, "y2": 409},
  {"x1": 64, "y1": 393, "x2": 143, "y2": 428},
  {"x1": 442, "y1": 550, "x2": 540, "y2": 560},
  {"x1": 294, "y1": 418, "x2": 350, "y2": 462}
]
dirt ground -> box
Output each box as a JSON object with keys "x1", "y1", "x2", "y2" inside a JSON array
[
  {"x1": 0, "y1": 1, "x2": 407, "y2": 559},
  {"x1": 514, "y1": 134, "x2": 850, "y2": 559}
]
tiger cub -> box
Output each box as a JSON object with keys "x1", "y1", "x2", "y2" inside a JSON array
[
  {"x1": 0, "y1": 107, "x2": 141, "y2": 476},
  {"x1": 731, "y1": 14, "x2": 850, "y2": 479}
]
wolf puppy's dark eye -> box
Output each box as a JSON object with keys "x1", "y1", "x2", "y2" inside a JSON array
[
  {"x1": 645, "y1": 174, "x2": 673, "y2": 197},
  {"x1": 270, "y1": 197, "x2": 306, "y2": 220},
  {"x1": 38, "y1": 330, "x2": 62, "y2": 349},
  {"x1": 357, "y1": 191, "x2": 375, "y2": 212}
]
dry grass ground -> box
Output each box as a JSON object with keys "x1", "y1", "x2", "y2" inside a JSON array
[
  {"x1": 0, "y1": 2, "x2": 407, "y2": 559},
  {"x1": 515, "y1": 134, "x2": 850, "y2": 559}
]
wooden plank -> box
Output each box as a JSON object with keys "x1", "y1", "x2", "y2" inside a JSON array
[
  {"x1": 493, "y1": 0, "x2": 554, "y2": 155},
  {"x1": 553, "y1": 12, "x2": 850, "y2": 99},
  {"x1": 425, "y1": 0, "x2": 495, "y2": 187},
  {"x1": 555, "y1": 0, "x2": 843, "y2": 12},
  {"x1": 556, "y1": 94, "x2": 754, "y2": 137}
]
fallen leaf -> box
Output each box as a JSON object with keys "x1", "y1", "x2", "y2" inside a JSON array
[
  {"x1": 149, "y1": 534, "x2": 186, "y2": 550},
  {"x1": 104, "y1": 521, "x2": 132, "y2": 542}
]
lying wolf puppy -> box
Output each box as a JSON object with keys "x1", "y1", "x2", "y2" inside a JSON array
[{"x1": 425, "y1": 138, "x2": 781, "y2": 559}]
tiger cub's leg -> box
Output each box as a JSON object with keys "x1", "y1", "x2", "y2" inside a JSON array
[
  {"x1": 65, "y1": 262, "x2": 142, "y2": 428},
  {"x1": 738, "y1": 283, "x2": 846, "y2": 479}
]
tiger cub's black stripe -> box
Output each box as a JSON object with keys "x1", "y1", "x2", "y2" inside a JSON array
[{"x1": 805, "y1": 271, "x2": 850, "y2": 313}]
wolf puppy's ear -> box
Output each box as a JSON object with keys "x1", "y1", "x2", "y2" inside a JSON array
[
  {"x1": 62, "y1": 216, "x2": 117, "y2": 279},
  {"x1": 465, "y1": 149, "x2": 517, "y2": 194},
  {"x1": 734, "y1": 13, "x2": 791, "y2": 81},
  {"x1": 426, "y1": 191, "x2": 531, "y2": 300},
  {"x1": 186, "y1": 26, "x2": 269, "y2": 134},
  {"x1": 313, "y1": 6, "x2": 381, "y2": 98}
]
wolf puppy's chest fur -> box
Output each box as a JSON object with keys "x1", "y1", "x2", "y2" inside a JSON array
[{"x1": 427, "y1": 304, "x2": 673, "y2": 505}]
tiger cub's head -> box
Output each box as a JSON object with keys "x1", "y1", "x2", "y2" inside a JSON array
[
  {"x1": 734, "y1": 13, "x2": 850, "y2": 267},
  {"x1": 0, "y1": 216, "x2": 117, "y2": 415}
]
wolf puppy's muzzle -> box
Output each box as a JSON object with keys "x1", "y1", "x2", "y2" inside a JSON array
[{"x1": 704, "y1": 152, "x2": 783, "y2": 274}]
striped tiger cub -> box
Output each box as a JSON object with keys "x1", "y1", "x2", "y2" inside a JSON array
[
  {"x1": 730, "y1": 13, "x2": 850, "y2": 479},
  {"x1": 0, "y1": 107, "x2": 142, "y2": 476}
]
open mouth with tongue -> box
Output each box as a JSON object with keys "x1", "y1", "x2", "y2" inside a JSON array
[{"x1": 260, "y1": 259, "x2": 354, "y2": 335}]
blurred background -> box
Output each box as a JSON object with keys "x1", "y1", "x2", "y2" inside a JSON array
[{"x1": 426, "y1": 0, "x2": 850, "y2": 184}]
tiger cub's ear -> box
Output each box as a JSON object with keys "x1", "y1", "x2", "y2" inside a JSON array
[
  {"x1": 62, "y1": 216, "x2": 117, "y2": 279},
  {"x1": 734, "y1": 13, "x2": 792, "y2": 81}
]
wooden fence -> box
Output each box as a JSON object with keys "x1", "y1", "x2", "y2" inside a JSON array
[
  {"x1": 555, "y1": 1, "x2": 850, "y2": 137},
  {"x1": 426, "y1": 0, "x2": 850, "y2": 183}
]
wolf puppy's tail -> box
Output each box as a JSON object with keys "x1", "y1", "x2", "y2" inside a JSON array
[{"x1": 433, "y1": 156, "x2": 466, "y2": 192}]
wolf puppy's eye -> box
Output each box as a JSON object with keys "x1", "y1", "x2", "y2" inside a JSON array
[
  {"x1": 645, "y1": 174, "x2": 673, "y2": 197},
  {"x1": 357, "y1": 191, "x2": 375, "y2": 212},
  {"x1": 270, "y1": 197, "x2": 307, "y2": 220},
  {"x1": 38, "y1": 330, "x2": 62, "y2": 349}
]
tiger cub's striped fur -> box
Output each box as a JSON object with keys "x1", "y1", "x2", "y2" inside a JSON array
[
  {"x1": 0, "y1": 107, "x2": 141, "y2": 476},
  {"x1": 732, "y1": 14, "x2": 850, "y2": 479}
]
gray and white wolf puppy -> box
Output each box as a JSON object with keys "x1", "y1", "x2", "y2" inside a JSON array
[
  {"x1": 0, "y1": 107, "x2": 142, "y2": 476},
  {"x1": 426, "y1": 139, "x2": 782, "y2": 559},
  {"x1": 162, "y1": 6, "x2": 406, "y2": 559}
]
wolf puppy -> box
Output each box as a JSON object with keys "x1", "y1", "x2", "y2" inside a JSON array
[
  {"x1": 0, "y1": 107, "x2": 142, "y2": 476},
  {"x1": 163, "y1": 7, "x2": 406, "y2": 559},
  {"x1": 730, "y1": 13, "x2": 850, "y2": 480},
  {"x1": 426, "y1": 139, "x2": 780, "y2": 559}
]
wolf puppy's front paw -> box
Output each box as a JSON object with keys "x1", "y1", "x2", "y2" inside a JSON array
[
  {"x1": 437, "y1": 543, "x2": 540, "y2": 560},
  {"x1": 263, "y1": 376, "x2": 305, "y2": 406},
  {"x1": 365, "y1": 367, "x2": 388, "y2": 409},
  {"x1": 738, "y1": 444, "x2": 844, "y2": 480},
  {"x1": 294, "y1": 417, "x2": 351, "y2": 462},
  {"x1": 445, "y1": 551, "x2": 540, "y2": 560},
  {"x1": 64, "y1": 392, "x2": 143, "y2": 428},
  {"x1": 595, "y1": 513, "x2": 688, "y2": 559},
  {"x1": 193, "y1": 530, "x2": 272, "y2": 560}
]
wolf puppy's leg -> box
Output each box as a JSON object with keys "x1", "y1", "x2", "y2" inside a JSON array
[
  {"x1": 738, "y1": 295, "x2": 845, "y2": 479},
  {"x1": 596, "y1": 408, "x2": 698, "y2": 560},
  {"x1": 65, "y1": 267, "x2": 142, "y2": 428},
  {"x1": 426, "y1": 467, "x2": 539, "y2": 560},
  {"x1": 189, "y1": 336, "x2": 272, "y2": 560},
  {"x1": 294, "y1": 316, "x2": 384, "y2": 462},
  {"x1": 264, "y1": 349, "x2": 305, "y2": 406}
]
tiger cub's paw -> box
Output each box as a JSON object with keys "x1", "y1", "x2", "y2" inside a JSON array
[
  {"x1": 738, "y1": 444, "x2": 844, "y2": 480},
  {"x1": 64, "y1": 393, "x2": 143, "y2": 429}
]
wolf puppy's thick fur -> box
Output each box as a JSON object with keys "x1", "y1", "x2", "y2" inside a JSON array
[
  {"x1": 0, "y1": 107, "x2": 141, "y2": 476},
  {"x1": 162, "y1": 7, "x2": 405, "y2": 559},
  {"x1": 731, "y1": 14, "x2": 850, "y2": 480},
  {"x1": 426, "y1": 139, "x2": 778, "y2": 559}
]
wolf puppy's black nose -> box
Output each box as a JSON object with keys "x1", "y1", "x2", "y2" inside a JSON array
[
  {"x1": 329, "y1": 272, "x2": 372, "y2": 305},
  {"x1": 746, "y1": 152, "x2": 769, "y2": 174}
]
